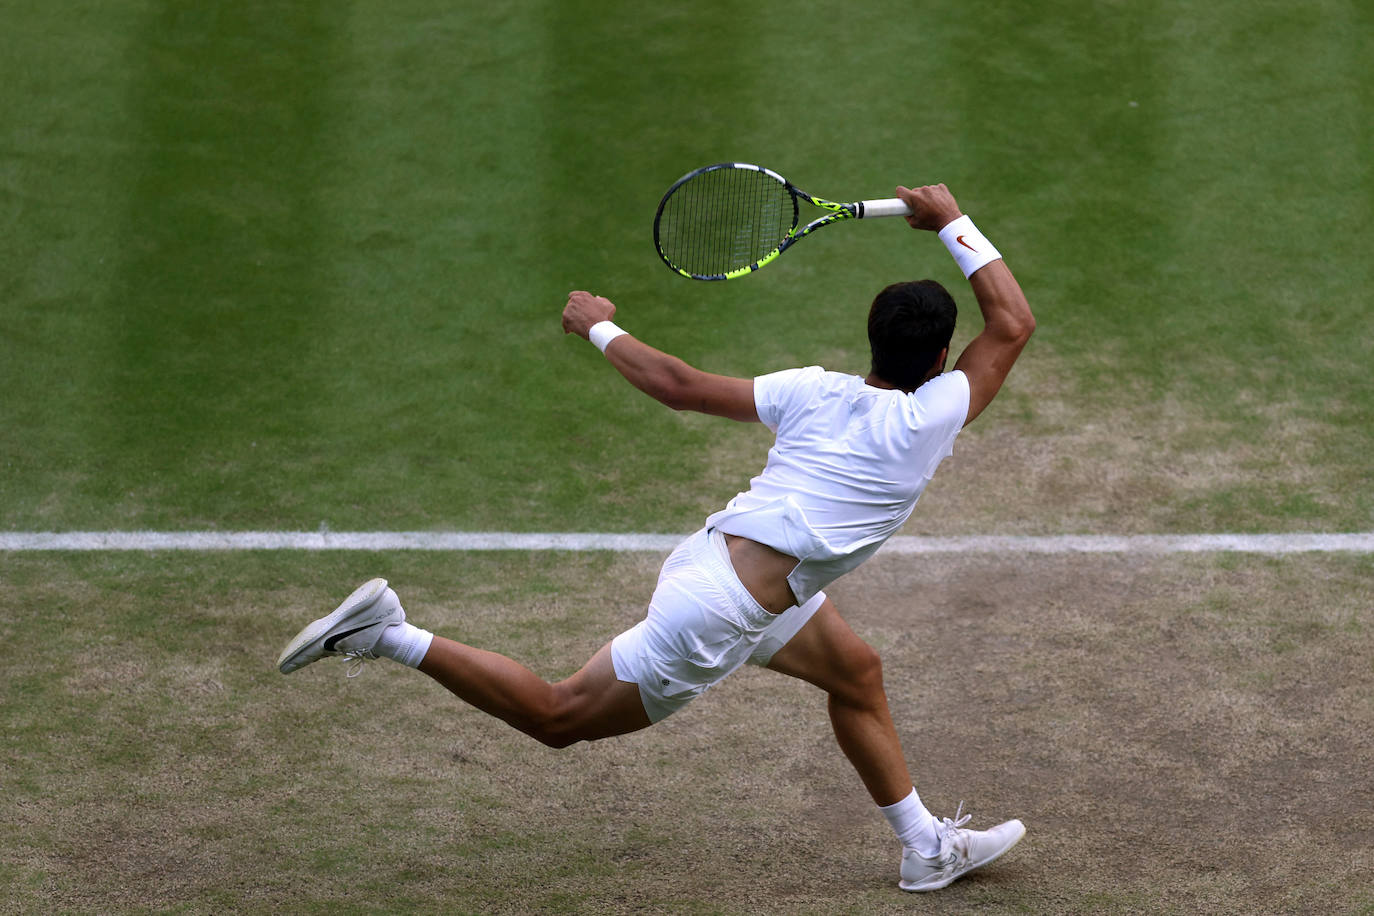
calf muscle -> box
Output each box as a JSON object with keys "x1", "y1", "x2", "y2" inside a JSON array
[
  {"x1": 765, "y1": 600, "x2": 916, "y2": 805},
  {"x1": 418, "y1": 638, "x2": 651, "y2": 747}
]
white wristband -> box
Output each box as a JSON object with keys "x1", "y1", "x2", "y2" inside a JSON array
[
  {"x1": 588, "y1": 320, "x2": 628, "y2": 354},
  {"x1": 937, "y1": 215, "x2": 1002, "y2": 278}
]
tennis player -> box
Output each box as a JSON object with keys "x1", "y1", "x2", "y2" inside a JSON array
[{"x1": 278, "y1": 182, "x2": 1035, "y2": 893}]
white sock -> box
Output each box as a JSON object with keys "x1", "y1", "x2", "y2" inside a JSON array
[
  {"x1": 880, "y1": 788, "x2": 941, "y2": 857},
  {"x1": 373, "y1": 621, "x2": 434, "y2": 668}
]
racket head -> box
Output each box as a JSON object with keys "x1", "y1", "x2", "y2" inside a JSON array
[{"x1": 653, "y1": 162, "x2": 800, "y2": 280}]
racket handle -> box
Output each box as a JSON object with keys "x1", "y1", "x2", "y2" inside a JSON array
[{"x1": 857, "y1": 198, "x2": 912, "y2": 219}]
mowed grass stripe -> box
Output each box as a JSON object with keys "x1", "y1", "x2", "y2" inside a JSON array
[
  {"x1": 92, "y1": 2, "x2": 345, "y2": 524},
  {"x1": 2, "y1": 530, "x2": 1371, "y2": 553},
  {"x1": 4, "y1": 0, "x2": 1371, "y2": 537},
  {"x1": 0, "y1": 1, "x2": 143, "y2": 523}
]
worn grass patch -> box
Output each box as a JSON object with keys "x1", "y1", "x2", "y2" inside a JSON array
[{"x1": 2, "y1": 550, "x2": 1371, "y2": 913}]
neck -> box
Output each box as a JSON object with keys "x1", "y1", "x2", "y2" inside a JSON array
[
  {"x1": 865, "y1": 373, "x2": 899, "y2": 391},
  {"x1": 866, "y1": 373, "x2": 923, "y2": 394}
]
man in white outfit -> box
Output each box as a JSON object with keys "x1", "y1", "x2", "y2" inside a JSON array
[{"x1": 278, "y1": 182, "x2": 1036, "y2": 892}]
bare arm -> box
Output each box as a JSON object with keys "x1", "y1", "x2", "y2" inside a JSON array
[
  {"x1": 895, "y1": 184, "x2": 1035, "y2": 426},
  {"x1": 950, "y1": 259, "x2": 1034, "y2": 425},
  {"x1": 561, "y1": 291, "x2": 759, "y2": 422}
]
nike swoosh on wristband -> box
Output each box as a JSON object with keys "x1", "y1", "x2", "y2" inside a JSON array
[
  {"x1": 956, "y1": 235, "x2": 978, "y2": 252},
  {"x1": 323, "y1": 622, "x2": 378, "y2": 651}
]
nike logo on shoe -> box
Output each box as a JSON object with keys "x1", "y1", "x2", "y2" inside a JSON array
[{"x1": 323, "y1": 622, "x2": 378, "y2": 652}]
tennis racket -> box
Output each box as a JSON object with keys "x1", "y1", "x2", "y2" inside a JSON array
[{"x1": 652, "y1": 162, "x2": 912, "y2": 280}]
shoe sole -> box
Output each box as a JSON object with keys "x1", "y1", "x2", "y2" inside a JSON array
[
  {"x1": 276, "y1": 578, "x2": 390, "y2": 674},
  {"x1": 899, "y1": 820, "x2": 1026, "y2": 892}
]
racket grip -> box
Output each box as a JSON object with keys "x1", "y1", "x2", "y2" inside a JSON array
[{"x1": 857, "y1": 198, "x2": 912, "y2": 219}]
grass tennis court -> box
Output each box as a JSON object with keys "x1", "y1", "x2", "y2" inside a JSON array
[
  {"x1": 4, "y1": 551, "x2": 1372, "y2": 913},
  {"x1": 2, "y1": 0, "x2": 1372, "y2": 912}
]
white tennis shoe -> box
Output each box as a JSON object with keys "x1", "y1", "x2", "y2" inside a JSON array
[
  {"x1": 276, "y1": 578, "x2": 405, "y2": 676},
  {"x1": 898, "y1": 803, "x2": 1025, "y2": 892}
]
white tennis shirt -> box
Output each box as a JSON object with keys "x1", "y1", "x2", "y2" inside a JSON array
[{"x1": 706, "y1": 366, "x2": 970, "y2": 604}]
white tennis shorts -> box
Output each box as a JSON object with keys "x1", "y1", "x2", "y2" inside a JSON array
[{"x1": 611, "y1": 527, "x2": 826, "y2": 723}]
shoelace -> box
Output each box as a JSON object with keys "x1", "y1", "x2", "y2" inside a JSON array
[
  {"x1": 940, "y1": 801, "x2": 971, "y2": 834},
  {"x1": 343, "y1": 650, "x2": 374, "y2": 678},
  {"x1": 932, "y1": 802, "x2": 972, "y2": 861}
]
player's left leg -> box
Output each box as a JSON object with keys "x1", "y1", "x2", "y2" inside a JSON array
[
  {"x1": 277, "y1": 578, "x2": 651, "y2": 748},
  {"x1": 418, "y1": 637, "x2": 651, "y2": 747}
]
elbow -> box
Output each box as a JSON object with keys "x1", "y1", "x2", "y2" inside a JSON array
[
  {"x1": 657, "y1": 385, "x2": 694, "y2": 412},
  {"x1": 1004, "y1": 306, "x2": 1035, "y2": 345},
  {"x1": 989, "y1": 316, "x2": 1035, "y2": 349},
  {"x1": 648, "y1": 364, "x2": 697, "y2": 411}
]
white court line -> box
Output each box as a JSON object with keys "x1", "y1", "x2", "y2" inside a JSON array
[{"x1": 2, "y1": 531, "x2": 1373, "y2": 553}]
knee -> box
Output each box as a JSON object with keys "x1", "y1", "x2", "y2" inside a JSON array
[
  {"x1": 524, "y1": 688, "x2": 587, "y2": 749},
  {"x1": 532, "y1": 727, "x2": 580, "y2": 750},
  {"x1": 830, "y1": 642, "x2": 887, "y2": 708},
  {"x1": 851, "y1": 642, "x2": 886, "y2": 693},
  {"x1": 527, "y1": 719, "x2": 580, "y2": 750}
]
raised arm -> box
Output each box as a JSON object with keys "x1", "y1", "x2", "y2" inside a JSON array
[
  {"x1": 561, "y1": 290, "x2": 759, "y2": 422},
  {"x1": 895, "y1": 184, "x2": 1035, "y2": 426}
]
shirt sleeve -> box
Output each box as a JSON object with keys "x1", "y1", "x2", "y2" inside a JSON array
[
  {"x1": 753, "y1": 366, "x2": 823, "y2": 432},
  {"x1": 912, "y1": 370, "x2": 971, "y2": 478}
]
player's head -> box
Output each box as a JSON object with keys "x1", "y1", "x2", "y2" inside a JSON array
[{"x1": 867, "y1": 280, "x2": 957, "y2": 391}]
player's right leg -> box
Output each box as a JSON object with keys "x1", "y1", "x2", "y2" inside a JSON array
[
  {"x1": 762, "y1": 598, "x2": 1024, "y2": 892},
  {"x1": 276, "y1": 578, "x2": 651, "y2": 748},
  {"x1": 762, "y1": 597, "x2": 914, "y2": 805}
]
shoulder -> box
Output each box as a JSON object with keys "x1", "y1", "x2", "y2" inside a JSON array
[
  {"x1": 755, "y1": 365, "x2": 825, "y2": 400},
  {"x1": 755, "y1": 364, "x2": 826, "y2": 386},
  {"x1": 910, "y1": 370, "x2": 971, "y2": 425},
  {"x1": 916, "y1": 369, "x2": 970, "y2": 399},
  {"x1": 754, "y1": 366, "x2": 851, "y2": 428}
]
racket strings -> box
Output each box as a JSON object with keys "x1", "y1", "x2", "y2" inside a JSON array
[{"x1": 657, "y1": 167, "x2": 795, "y2": 277}]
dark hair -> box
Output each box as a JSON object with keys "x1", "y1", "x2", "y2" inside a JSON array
[{"x1": 867, "y1": 280, "x2": 957, "y2": 390}]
